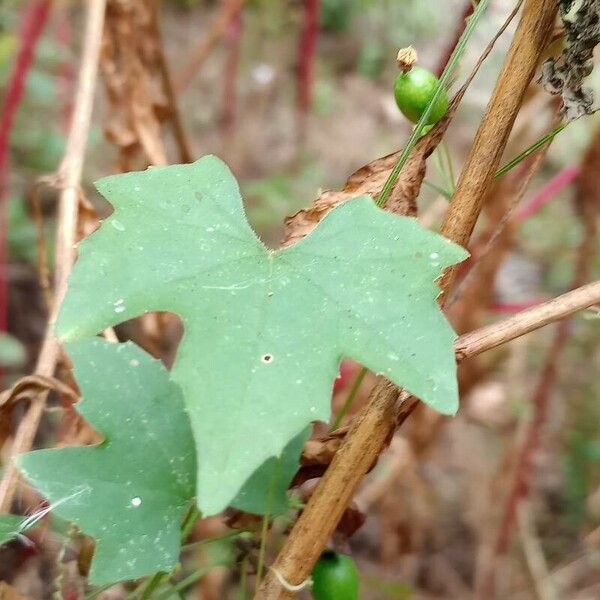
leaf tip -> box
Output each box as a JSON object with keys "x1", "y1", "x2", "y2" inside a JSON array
[{"x1": 433, "y1": 395, "x2": 459, "y2": 417}]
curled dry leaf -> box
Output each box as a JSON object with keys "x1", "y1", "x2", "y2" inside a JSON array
[
  {"x1": 297, "y1": 479, "x2": 366, "y2": 540},
  {"x1": 293, "y1": 425, "x2": 385, "y2": 489},
  {"x1": 223, "y1": 508, "x2": 263, "y2": 532},
  {"x1": 335, "y1": 502, "x2": 367, "y2": 540},
  {"x1": 281, "y1": 97, "x2": 460, "y2": 248},
  {"x1": 301, "y1": 426, "x2": 349, "y2": 467},
  {"x1": 291, "y1": 427, "x2": 350, "y2": 486},
  {"x1": 0, "y1": 376, "x2": 78, "y2": 446},
  {"x1": 101, "y1": 0, "x2": 169, "y2": 169}
]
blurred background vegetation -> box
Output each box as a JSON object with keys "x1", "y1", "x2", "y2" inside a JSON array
[{"x1": 1, "y1": 1, "x2": 599, "y2": 598}]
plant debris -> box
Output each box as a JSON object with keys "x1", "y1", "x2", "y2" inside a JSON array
[{"x1": 540, "y1": 0, "x2": 600, "y2": 121}]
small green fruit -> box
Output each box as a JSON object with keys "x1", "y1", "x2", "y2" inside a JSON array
[
  {"x1": 311, "y1": 551, "x2": 359, "y2": 600},
  {"x1": 394, "y1": 66, "x2": 449, "y2": 125}
]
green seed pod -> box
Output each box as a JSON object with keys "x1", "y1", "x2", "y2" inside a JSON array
[
  {"x1": 311, "y1": 551, "x2": 360, "y2": 600},
  {"x1": 394, "y1": 65, "x2": 449, "y2": 125}
]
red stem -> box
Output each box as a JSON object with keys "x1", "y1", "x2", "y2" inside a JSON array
[
  {"x1": 516, "y1": 165, "x2": 580, "y2": 220},
  {"x1": 490, "y1": 299, "x2": 544, "y2": 313},
  {"x1": 0, "y1": 0, "x2": 52, "y2": 332},
  {"x1": 297, "y1": 0, "x2": 320, "y2": 114}
]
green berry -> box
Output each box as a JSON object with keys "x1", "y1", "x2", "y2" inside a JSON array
[
  {"x1": 311, "y1": 551, "x2": 359, "y2": 600},
  {"x1": 394, "y1": 66, "x2": 449, "y2": 125}
]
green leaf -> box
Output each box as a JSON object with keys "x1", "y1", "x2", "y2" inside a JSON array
[
  {"x1": 0, "y1": 332, "x2": 26, "y2": 367},
  {"x1": 231, "y1": 426, "x2": 311, "y2": 515},
  {"x1": 0, "y1": 514, "x2": 30, "y2": 547},
  {"x1": 56, "y1": 156, "x2": 467, "y2": 516},
  {"x1": 17, "y1": 338, "x2": 196, "y2": 585}
]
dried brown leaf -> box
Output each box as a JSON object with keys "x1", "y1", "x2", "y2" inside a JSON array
[
  {"x1": 335, "y1": 503, "x2": 367, "y2": 540},
  {"x1": 300, "y1": 427, "x2": 348, "y2": 467},
  {"x1": 101, "y1": 0, "x2": 169, "y2": 169},
  {"x1": 223, "y1": 509, "x2": 263, "y2": 532},
  {"x1": 0, "y1": 376, "x2": 78, "y2": 446},
  {"x1": 281, "y1": 96, "x2": 461, "y2": 248}
]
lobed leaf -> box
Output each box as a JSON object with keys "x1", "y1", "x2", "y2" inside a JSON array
[
  {"x1": 17, "y1": 338, "x2": 196, "y2": 585},
  {"x1": 56, "y1": 156, "x2": 468, "y2": 515}
]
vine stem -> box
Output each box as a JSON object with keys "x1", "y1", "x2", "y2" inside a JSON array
[
  {"x1": 0, "y1": 0, "x2": 107, "y2": 513},
  {"x1": 495, "y1": 122, "x2": 567, "y2": 180},
  {"x1": 434, "y1": 0, "x2": 477, "y2": 77},
  {"x1": 139, "y1": 573, "x2": 165, "y2": 600},
  {"x1": 256, "y1": 1, "x2": 559, "y2": 597},
  {"x1": 255, "y1": 458, "x2": 282, "y2": 594},
  {"x1": 296, "y1": 0, "x2": 320, "y2": 143},
  {"x1": 331, "y1": 367, "x2": 367, "y2": 431}
]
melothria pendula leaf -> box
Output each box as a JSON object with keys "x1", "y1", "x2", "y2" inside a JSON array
[
  {"x1": 55, "y1": 156, "x2": 468, "y2": 515},
  {"x1": 17, "y1": 338, "x2": 196, "y2": 585}
]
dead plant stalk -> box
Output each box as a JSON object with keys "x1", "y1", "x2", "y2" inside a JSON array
[
  {"x1": 174, "y1": 0, "x2": 246, "y2": 91},
  {"x1": 0, "y1": 0, "x2": 107, "y2": 513},
  {"x1": 256, "y1": 0, "x2": 559, "y2": 597}
]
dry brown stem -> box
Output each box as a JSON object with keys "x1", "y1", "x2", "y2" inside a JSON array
[
  {"x1": 517, "y1": 502, "x2": 557, "y2": 600},
  {"x1": 256, "y1": 1, "x2": 558, "y2": 596},
  {"x1": 148, "y1": 3, "x2": 194, "y2": 163},
  {"x1": 454, "y1": 281, "x2": 600, "y2": 362},
  {"x1": 0, "y1": 0, "x2": 106, "y2": 513},
  {"x1": 439, "y1": 0, "x2": 559, "y2": 291},
  {"x1": 174, "y1": 0, "x2": 246, "y2": 92}
]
